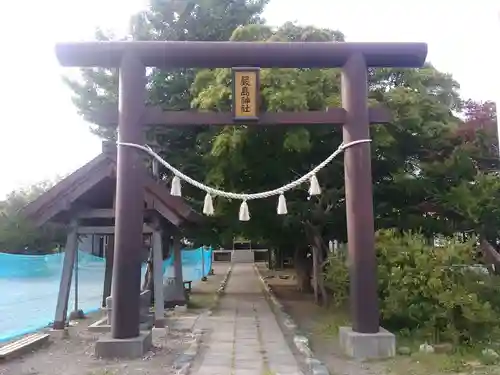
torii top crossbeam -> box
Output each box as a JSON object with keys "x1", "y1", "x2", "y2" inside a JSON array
[{"x1": 55, "y1": 41, "x2": 427, "y2": 68}]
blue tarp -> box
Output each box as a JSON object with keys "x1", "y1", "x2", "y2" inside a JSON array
[
  {"x1": 0, "y1": 246, "x2": 212, "y2": 343},
  {"x1": 163, "y1": 247, "x2": 213, "y2": 282}
]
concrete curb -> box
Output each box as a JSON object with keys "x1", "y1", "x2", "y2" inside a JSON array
[
  {"x1": 173, "y1": 328, "x2": 203, "y2": 375},
  {"x1": 254, "y1": 264, "x2": 330, "y2": 375},
  {"x1": 208, "y1": 264, "x2": 233, "y2": 314},
  {"x1": 173, "y1": 264, "x2": 233, "y2": 375}
]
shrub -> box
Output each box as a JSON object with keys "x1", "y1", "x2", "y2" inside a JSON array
[
  {"x1": 324, "y1": 229, "x2": 500, "y2": 345},
  {"x1": 323, "y1": 243, "x2": 349, "y2": 307}
]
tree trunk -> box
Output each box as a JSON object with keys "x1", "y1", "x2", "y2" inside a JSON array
[
  {"x1": 294, "y1": 246, "x2": 312, "y2": 293},
  {"x1": 277, "y1": 247, "x2": 284, "y2": 270},
  {"x1": 305, "y1": 222, "x2": 330, "y2": 306},
  {"x1": 317, "y1": 247, "x2": 329, "y2": 307},
  {"x1": 312, "y1": 246, "x2": 319, "y2": 304},
  {"x1": 311, "y1": 245, "x2": 330, "y2": 306}
]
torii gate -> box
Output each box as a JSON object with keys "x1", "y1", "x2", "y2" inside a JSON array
[{"x1": 55, "y1": 41, "x2": 427, "y2": 358}]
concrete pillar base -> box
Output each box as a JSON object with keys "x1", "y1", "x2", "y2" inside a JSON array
[
  {"x1": 95, "y1": 331, "x2": 153, "y2": 359},
  {"x1": 50, "y1": 328, "x2": 69, "y2": 339},
  {"x1": 339, "y1": 326, "x2": 395, "y2": 360}
]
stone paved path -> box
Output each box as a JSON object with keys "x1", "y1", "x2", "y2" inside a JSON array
[{"x1": 191, "y1": 263, "x2": 303, "y2": 375}]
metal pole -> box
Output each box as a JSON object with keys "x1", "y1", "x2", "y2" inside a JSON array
[
  {"x1": 201, "y1": 247, "x2": 205, "y2": 278},
  {"x1": 342, "y1": 53, "x2": 379, "y2": 333},
  {"x1": 173, "y1": 234, "x2": 186, "y2": 304},
  {"x1": 111, "y1": 53, "x2": 145, "y2": 339}
]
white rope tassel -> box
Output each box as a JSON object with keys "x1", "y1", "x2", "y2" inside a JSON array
[
  {"x1": 277, "y1": 193, "x2": 288, "y2": 215},
  {"x1": 239, "y1": 200, "x2": 250, "y2": 221},
  {"x1": 309, "y1": 174, "x2": 321, "y2": 196},
  {"x1": 203, "y1": 193, "x2": 215, "y2": 216},
  {"x1": 171, "y1": 175, "x2": 182, "y2": 197}
]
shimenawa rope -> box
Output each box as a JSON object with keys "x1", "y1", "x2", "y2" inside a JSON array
[{"x1": 117, "y1": 139, "x2": 371, "y2": 221}]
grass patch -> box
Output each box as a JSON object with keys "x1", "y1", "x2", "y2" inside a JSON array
[
  {"x1": 388, "y1": 332, "x2": 500, "y2": 374},
  {"x1": 386, "y1": 350, "x2": 498, "y2": 375},
  {"x1": 187, "y1": 293, "x2": 216, "y2": 310},
  {"x1": 307, "y1": 304, "x2": 500, "y2": 375},
  {"x1": 313, "y1": 306, "x2": 350, "y2": 338},
  {"x1": 385, "y1": 330, "x2": 500, "y2": 374}
]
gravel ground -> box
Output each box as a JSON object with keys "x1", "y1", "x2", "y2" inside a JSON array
[{"x1": 1, "y1": 312, "x2": 194, "y2": 375}]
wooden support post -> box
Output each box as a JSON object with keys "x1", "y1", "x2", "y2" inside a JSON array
[
  {"x1": 342, "y1": 53, "x2": 379, "y2": 333},
  {"x1": 173, "y1": 234, "x2": 186, "y2": 304},
  {"x1": 102, "y1": 235, "x2": 114, "y2": 307},
  {"x1": 102, "y1": 191, "x2": 116, "y2": 307},
  {"x1": 152, "y1": 227, "x2": 165, "y2": 328},
  {"x1": 69, "y1": 245, "x2": 85, "y2": 320},
  {"x1": 53, "y1": 220, "x2": 78, "y2": 330},
  {"x1": 92, "y1": 235, "x2": 101, "y2": 256}
]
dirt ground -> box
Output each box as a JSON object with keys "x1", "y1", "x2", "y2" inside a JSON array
[
  {"x1": 257, "y1": 264, "x2": 386, "y2": 375},
  {"x1": 0, "y1": 263, "x2": 230, "y2": 375},
  {"x1": 187, "y1": 262, "x2": 231, "y2": 310},
  {"x1": 257, "y1": 264, "x2": 500, "y2": 375}
]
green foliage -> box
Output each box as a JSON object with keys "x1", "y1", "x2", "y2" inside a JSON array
[
  {"x1": 323, "y1": 244, "x2": 349, "y2": 307},
  {"x1": 0, "y1": 180, "x2": 55, "y2": 215},
  {"x1": 0, "y1": 181, "x2": 65, "y2": 253},
  {"x1": 191, "y1": 22, "x2": 478, "y2": 253},
  {"x1": 63, "y1": 0, "x2": 271, "y2": 245},
  {"x1": 325, "y1": 230, "x2": 500, "y2": 345}
]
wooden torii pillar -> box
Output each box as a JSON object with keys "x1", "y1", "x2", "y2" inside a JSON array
[{"x1": 55, "y1": 41, "x2": 427, "y2": 357}]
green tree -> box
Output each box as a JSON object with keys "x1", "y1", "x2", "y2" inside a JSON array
[
  {"x1": 64, "y1": 0, "x2": 268, "y2": 149},
  {"x1": 413, "y1": 100, "x2": 500, "y2": 244},
  {"x1": 0, "y1": 180, "x2": 65, "y2": 253},
  {"x1": 64, "y1": 0, "x2": 269, "y2": 243},
  {"x1": 190, "y1": 23, "x2": 470, "y2": 292}
]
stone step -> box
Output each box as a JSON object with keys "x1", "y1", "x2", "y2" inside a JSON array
[
  {"x1": 0, "y1": 333, "x2": 50, "y2": 361},
  {"x1": 231, "y1": 250, "x2": 254, "y2": 263}
]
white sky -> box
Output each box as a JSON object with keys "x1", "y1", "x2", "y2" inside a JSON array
[{"x1": 0, "y1": 0, "x2": 498, "y2": 198}]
